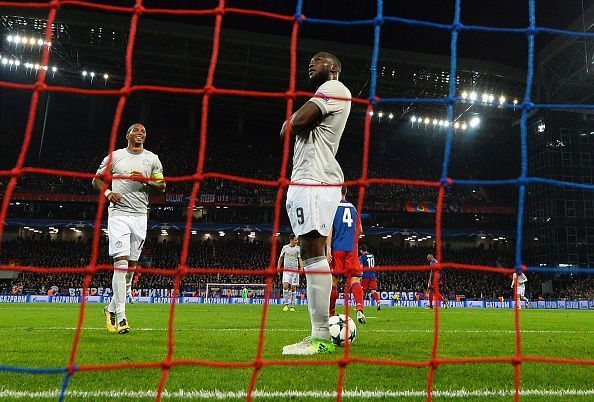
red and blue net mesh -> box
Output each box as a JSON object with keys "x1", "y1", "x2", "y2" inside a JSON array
[{"x1": 0, "y1": 1, "x2": 593, "y2": 401}]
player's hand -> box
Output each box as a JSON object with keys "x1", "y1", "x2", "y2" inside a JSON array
[
  {"x1": 326, "y1": 253, "x2": 333, "y2": 263},
  {"x1": 107, "y1": 192, "x2": 122, "y2": 204},
  {"x1": 129, "y1": 170, "x2": 147, "y2": 181},
  {"x1": 280, "y1": 120, "x2": 290, "y2": 139}
]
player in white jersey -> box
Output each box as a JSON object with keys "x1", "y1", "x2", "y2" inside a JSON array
[
  {"x1": 281, "y1": 52, "x2": 351, "y2": 355},
  {"x1": 93, "y1": 123, "x2": 165, "y2": 334},
  {"x1": 277, "y1": 234, "x2": 303, "y2": 312},
  {"x1": 511, "y1": 272, "x2": 529, "y2": 308}
]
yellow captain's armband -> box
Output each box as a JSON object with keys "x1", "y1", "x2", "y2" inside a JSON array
[{"x1": 151, "y1": 172, "x2": 164, "y2": 183}]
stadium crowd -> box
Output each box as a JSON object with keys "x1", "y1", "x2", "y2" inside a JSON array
[
  {"x1": 1, "y1": 125, "x2": 514, "y2": 210},
  {"x1": 1, "y1": 236, "x2": 592, "y2": 301}
]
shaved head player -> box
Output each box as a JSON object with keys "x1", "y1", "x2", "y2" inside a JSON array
[
  {"x1": 93, "y1": 123, "x2": 165, "y2": 334},
  {"x1": 281, "y1": 52, "x2": 352, "y2": 355}
]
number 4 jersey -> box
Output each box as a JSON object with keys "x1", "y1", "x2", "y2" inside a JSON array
[{"x1": 331, "y1": 200, "x2": 358, "y2": 252}]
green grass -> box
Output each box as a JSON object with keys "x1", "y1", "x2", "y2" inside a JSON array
[{"x1": 0, "y1": 304, "x2": 593, "y2": 401}]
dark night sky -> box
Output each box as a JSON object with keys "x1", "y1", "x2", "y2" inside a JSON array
[
  {"x1": 127, "y1": 0, "x2": 594, "y2": 68},
  {"x1": 16, "y1": 0, "x2": 588, "y2": 69}
]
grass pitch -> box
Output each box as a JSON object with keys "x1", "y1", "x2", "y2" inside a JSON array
[{"x1": 0, "y1": 303, "x2": 593, "y2": 401}]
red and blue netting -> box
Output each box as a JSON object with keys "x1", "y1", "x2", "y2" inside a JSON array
[{"x1": 0, "y1": 0, "x2": 594, "y2": 401}]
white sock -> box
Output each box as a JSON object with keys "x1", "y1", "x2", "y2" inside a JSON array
[
  {"x1": 304, "y1": 256, "x2": 332, "y2": 341},
  {"x1": 283, "y1": 289, "x2": 290, "y2": 305},
  {"x1": 108, "y1": 291, "x2": 116, "y2": 313},
  {"x1": 112, "y1": 260, "x2": 128, "y2": 321},
  {"x1": 287, "y1": 290, "x2": 293, "y2": 306},
  {"x1": 291, "y1": 290, "x2": 297, "y2": 306},
  {"x1": 125, "y1": 271, "x2": 134, "y2": 296}
]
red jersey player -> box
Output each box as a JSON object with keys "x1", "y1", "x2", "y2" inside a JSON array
[
  {"x1": 427, "y1": 254, "x2": 448, "y2": 309},
  {"x1": 326, "y1": 187, "x2": 367, "y2": 324}
]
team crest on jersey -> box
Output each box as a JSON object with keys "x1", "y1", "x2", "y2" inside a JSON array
[
  {"x1": 142, "y1": 159, "x2": 151, "y2": 167},
  {"x1": 317, "y1": 92, "x2": 330, "y2": 103},
  {"x1": 115, "y1": 241, "x2": 123, "y2": 249}
]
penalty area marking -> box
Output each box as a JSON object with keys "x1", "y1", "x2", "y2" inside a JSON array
[{"x1": 0, "y1": 388, "x2": 593, "y2": 400}]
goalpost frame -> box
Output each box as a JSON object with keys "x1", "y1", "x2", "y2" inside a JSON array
[{"x1": 205, "y1": 283, "x2": 268, "y2": 302}]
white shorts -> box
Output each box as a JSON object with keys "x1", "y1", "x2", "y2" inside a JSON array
[
  {"x1": 108, "y1": 215, "x2": 147, "y2": 260},
  {"x1": 282, "y1": 271, "x2": 300, "y2": 286},
  {"x1": 286, "y1": 179, "x2": 341, "y2": 237},
  {"x1": 516, "y1": 286, "x2": 525, "y2": 298}
]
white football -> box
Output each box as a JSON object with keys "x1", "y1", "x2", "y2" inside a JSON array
[{"x1": 328, "y1": 314, "x2": 357, "y2": 347}]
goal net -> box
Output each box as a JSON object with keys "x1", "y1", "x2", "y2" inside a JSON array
[{"x1": 205, "y1": 283, "x2": 268, "y2": 304}]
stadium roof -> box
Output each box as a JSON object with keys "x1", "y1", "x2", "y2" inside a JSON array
[{"x1": 0, "y1": 7, "x2": 528, "y2": 137}]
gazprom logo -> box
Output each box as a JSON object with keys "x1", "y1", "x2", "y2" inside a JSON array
[
  {"x1": 52, "y1": 296, "x2": 80, "y2": 303},
  {"x1": 0, "y1": 295, "x2": 27, "y2": 303}
]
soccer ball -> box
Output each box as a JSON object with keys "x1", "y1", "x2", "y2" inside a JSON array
[{"x1": 328, "y1": 314, "x2": 357, "y2": 347}]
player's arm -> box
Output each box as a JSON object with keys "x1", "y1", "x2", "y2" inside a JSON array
[
  {"x1": 92, "y1": 155, "x2": 121, "y2": 204},
  {"x1": 128, "y1": 170, "x2": 165, "y2": 193},
  {"x1": 148, "y1": 174, "x2": 166, "y2": 193},
  {"x1": 325, "y1": 225, "x2": 333, "y2": 263},
  {"x1": 296, "y1": 247, "x2": 304, "y2": 272},
  {"x1": 148, "y1": 156, "x2": 166, "y2": 193},
  {"x1": 129, "y1": 156, "x2": 166, "y2": 193},
  {"x1": 277, "y1": 247, "x2": 285, "y2": 270},
  {"x1": 280, "y1": 101, "x2": 322, "y2": 138},
  {"x1": 290, "y1": 101, "x2": 323, "y2": 134}
]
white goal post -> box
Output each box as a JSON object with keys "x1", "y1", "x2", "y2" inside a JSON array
[{"x1": 205, "y1": 283, "x2": 268, "y2": 302}]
